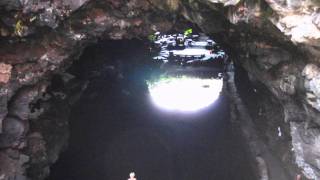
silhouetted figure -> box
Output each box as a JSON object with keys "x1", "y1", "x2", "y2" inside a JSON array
[{"x1": 168, "y1": 51, "x2": 175, "y2": 62}]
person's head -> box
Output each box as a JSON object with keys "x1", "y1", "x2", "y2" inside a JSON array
[{"x1": 129, "y1": 172, "x2": 135, "y2": 178}]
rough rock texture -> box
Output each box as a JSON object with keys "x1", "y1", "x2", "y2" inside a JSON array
[
  {"x1": 1, "y1": 0, "x2": 320, "y2": 179},
  {"x1": 0, "y1": 0, "x2": 178, "y2": 179},
  {"x1": 216, "y1": 1, "x2": 320, "y2": 179}
]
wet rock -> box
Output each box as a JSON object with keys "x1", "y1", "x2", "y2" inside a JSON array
[
  {"x1": 279, "y1": 75, "x2": 297, "y2": 95},
  {"x1": 303, "y1": 64, "x2": 320, "y2": 80},
  {"x1": 283, "y1": 102, "x2": 305, "y2": 123},
  {"x1": 0, "y1": 87, "x2": 11, "y2": 134},
  {"x1": 0, "y1": 63, "x2": 12, "y2": 84},
  {"x1": 0, "y1": 0, "x2": 21, "y2": 10},
  {"x1": 25, "y1": 99, "x2": 70, "y2": 180},
  {"x1": 20, "y1": 0, "x2": 81, "y2": 29},
  {"x1": 303, "y1": 64, "x2": 320, "y2": 111},
  {"x1": 9, "y1": 84, "x2": 47, "y2": 121},
  {"x1": 256, "y1": 156, "x2": 268, "y2": 180},
  {"x1": 0, "y1": 117, "x2": 27, "y2": 148},
  {"x1": 0, "y1": 99, "x2": 7, "y2": 133},
  {"x1": 149, "y1": 0, "x2": 180, "y2": 11},
  {"x1": 261, "y1": 0, "x2": 320, "y2": 60},
  {"x1": 209, "y1": 0, "x2": 241, "y2": 6},
  {"x1": 23, "y1": 76, "x2": 87, "y2": 179},
  {"x1": 0, "y1": 149, "x2": 29, "y2": 180},
  {"x1": 248, "y1": 43, "x2": 292, "y2": 70},
  {"x1": 25, "y1": 132, "x2": 49, "y2": 180},
  {"x1": 290, "y1": 122, "x2": 320, "y2": 179},
  {"x1": 0, "y1": 26, "x2": 10, "y2": 37},
  {"x1": 65, "y1": 0, "x2": 89, "y2": 10}
]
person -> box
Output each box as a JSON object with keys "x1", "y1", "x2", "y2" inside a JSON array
[
  {"x1": 296, "y1": 174, "x2": 301, "y2": 180},
  {"x1": 128, "y1": 172, "x2": 137, "y2": 180}
]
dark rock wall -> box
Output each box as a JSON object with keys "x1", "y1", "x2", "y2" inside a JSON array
[
  {"x1": 219, "y1": 1, "x2": 320, "y2": 179},
  {"x1": 0, "y1": 1, "x2": 176, "y2": 179},
  {"x1": 1, "y1": 0, "x2": 320, "y2": 179}
]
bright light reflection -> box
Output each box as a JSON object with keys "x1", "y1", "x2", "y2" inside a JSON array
[
  {"x1": 148, "y1": 77, "x2": 223, "y2": 111},
  {"x1": 172, "y1": 49, "x2": 210, "y2": 56}
]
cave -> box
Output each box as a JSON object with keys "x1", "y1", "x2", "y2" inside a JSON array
[
  {"x1": 45, "y1": 38, "x2": 255, "y2": 180},
  {"x1": 1, "y1": 0, "x2": 320, "y2": 180}
]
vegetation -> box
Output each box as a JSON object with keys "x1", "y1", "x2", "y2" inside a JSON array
[
  {"x1": 14, "y1": 20, "x2": 23, "y2": 36},
  {"x1": 148, "y1": 34, "x2": 156, "y2": 42},
  {"x1": 184, "y1": 28, "x2": 193, "y2": 36}
]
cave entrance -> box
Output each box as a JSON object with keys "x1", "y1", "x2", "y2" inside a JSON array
[{"x1": 46, "y1": 33, "x2": 255, "y2": 180}]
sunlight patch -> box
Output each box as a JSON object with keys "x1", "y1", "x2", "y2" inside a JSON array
[{"x1": 148, "y1": 76, "x2": 223, "y2": 111}]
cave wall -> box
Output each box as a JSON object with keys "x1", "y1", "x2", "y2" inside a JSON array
[
  {"x1": 175, "y1": 0, "x2": 320, "y2": 179},
  {"x1": 0, "y1": 1, "x2": 177, "y2": 179},
  {"x1": 218, "y1": 1, "x2": 320, "y2": 179},
  {"x1": 1, "y1": 0, "x2": 320, "y2": 179}
]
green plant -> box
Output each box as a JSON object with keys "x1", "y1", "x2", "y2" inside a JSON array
[
  {"x1": 14, "y1": 20, "x2": 23, "y2": 36},
  {"x1": 148, "y1": 34, "x2": 156, "y2": 42},
  {"x1": 184, "y1": 28, "x2": 193, "y2": 36}
]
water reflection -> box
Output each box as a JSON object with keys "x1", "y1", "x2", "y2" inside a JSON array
[{"x1": 148, "y1": 76, "x2": 223, "y2": 111}]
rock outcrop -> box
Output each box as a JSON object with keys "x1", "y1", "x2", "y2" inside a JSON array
[
  {"x1": 0, "y1": 0, "x2": 175, "y2": 179},
  {"x1": 1, "y1": 0, "x2": 320, "y2": 179},
  {"x1": 216, "y1": 1, "x2": 320, "y2": 179}
]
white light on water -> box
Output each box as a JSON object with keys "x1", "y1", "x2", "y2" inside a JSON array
[
  {"x1": 172, "y1": 49, "x2": 210, "y2": 56},
  {"x1": 148, "y1": 77, "x2": 223, "y2": 111}
]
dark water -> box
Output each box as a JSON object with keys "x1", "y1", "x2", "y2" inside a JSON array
[{"x1": 47, "y1": 40, "x2": 255, "y2": 180}]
